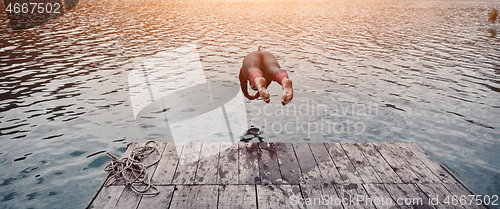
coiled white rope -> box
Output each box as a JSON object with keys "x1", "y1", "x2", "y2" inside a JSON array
[{"x1": 104, "y1": 141, "x2": 161, "y2": 195}]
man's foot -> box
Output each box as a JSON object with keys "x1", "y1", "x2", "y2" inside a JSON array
[
  {"x1": 254, "y1": 77, "x2": 270, "y2": 103},
  {"x1": 281, "y1": 77, "x2": 293, "y2": 105}
]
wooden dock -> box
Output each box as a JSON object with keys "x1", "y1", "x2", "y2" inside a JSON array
[{"x1": 86, "y1": 142, "x2": 485, "y2": 209}]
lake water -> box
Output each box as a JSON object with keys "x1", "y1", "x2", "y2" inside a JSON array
[{"x1": 1, "y1": 0, "x2": 499, "y2": 208}]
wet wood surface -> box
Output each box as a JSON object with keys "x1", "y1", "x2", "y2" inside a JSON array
[{"x1": 87, "y1": 142, "x2": 485, "y2": 209}]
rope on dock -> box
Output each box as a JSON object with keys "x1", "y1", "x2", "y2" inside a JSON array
[{"x1": 104, "y1": 141, "x2": 161, "y2": 195}]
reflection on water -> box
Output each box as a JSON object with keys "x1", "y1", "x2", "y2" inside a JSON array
[{"x1": 0, "y1": 0, "x2": 500, "y2": 208}]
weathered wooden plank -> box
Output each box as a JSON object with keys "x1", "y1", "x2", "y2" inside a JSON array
[
  {"x1": 257, "y1": 184, "x2": 304, "y2": 209},
  {"x1": 321, "y1": 183, "x2": 343, "y2": 209},
  {"x1": 383, "y1": 184, "x2": 415, "y2": 209},
  {"x1": 194, "y1": 185, "x2": 218, "y2": 208},
  {"x1": 89, "y1": 185, "x2": 125, "y2": 209},
  {"x1": 309, "y1": 143, "x2": 344, "y2": 184},
  {"x1": 169, "y1": 185, "x2": 218, "y2": 208},
  {"x1": 390, "y1": 143, "x2": 440, "y2": 183},
  {"x1": 258, "y1": 143, "x2": 283, "y2": 184},
  {"x1": 238, "y1": 143, "x2": 260, "y2": 184},
  {"x1": 145, "y1": 142, "x2": 166, "y2": 176},
  {"x1": 293, "y1": 143, "x2": 323, "y2": 185},
  {"x1": 136, "y1": 186, "x2": 175, "y2": 209},
  {"x1": 218, "y1": 142, "x2": 239, "y2": 185},
  {"x1": 324, "y1": 143, "x2": 363, "y2": 184},
  {"x1": 301, "y1": 183, "x2": 343, "y2": 209},
  {"x1": 172, "y1": 142, "x2": 202, "y2": 184},
  {"x1": 372, "y1": 143, "x2": 420, "y2": 184},
  {"x1": 362, "y1": 184, "x2": 398, "y2": 209},
  {"x1": 300, "y1": 183, "x2": 324, "y2": 209},
  {"x1": 356, "y1": 143, "x2": 402, "y2": 184},
  {"x1": 405, "y1": 143, "x2": 455, "y2": 183},
  {"x1": 276, "y1": 143, "x2": 301, "y2": 184},
  {"x1": 417, "y1": 183, "x2": 463, "y2": 209},
  {"x1": 195, "y1": 142, "x2": 221, "y2": 184},
  {"x1": 442, "y1": 183, "x2": 486, "y2": 209},
  {"x1": 383, "y1": 184, "x2": 432, "y2": 209},
  {"x1": 341, "y1": 143, "x2": 382, "y2": 184},
  {"x1": 169, "y1": 185, "x2": 195, "y2": 208},
  {"x1": 406, "y1": 184, "x2": 435, "y2": 209},
  {"x1": 152, "y1": 142, "x2": 184, "y2": 185},
  {"x1": 115, "y1": 187, "x2": 143, "y2": 209},
  {"x1": 218, "y1": 185, "x2": 257, "y2": 209},
  {"x1": 334, "y1": 184, "x2": 375, "y2": 209},
  {"x1": 86, "y1": 174, "x2": 114, "y2": 209},
  {"x1": 293, "y1": 143, "x2": 336, "y2": 208}
]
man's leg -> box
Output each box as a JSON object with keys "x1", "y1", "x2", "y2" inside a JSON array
[
  {"x1": 242, "y1": 52, "x2": 270, "y2": 102},
  {"x1": 279, "y1": 76, "x2": 293, "y2": 105},
  {"x1": 261, "y1": 52, "x2": 293, "y2": 105},
  {"x1": 253, "y1": 76, "x2": 270, "y2": 103}
]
